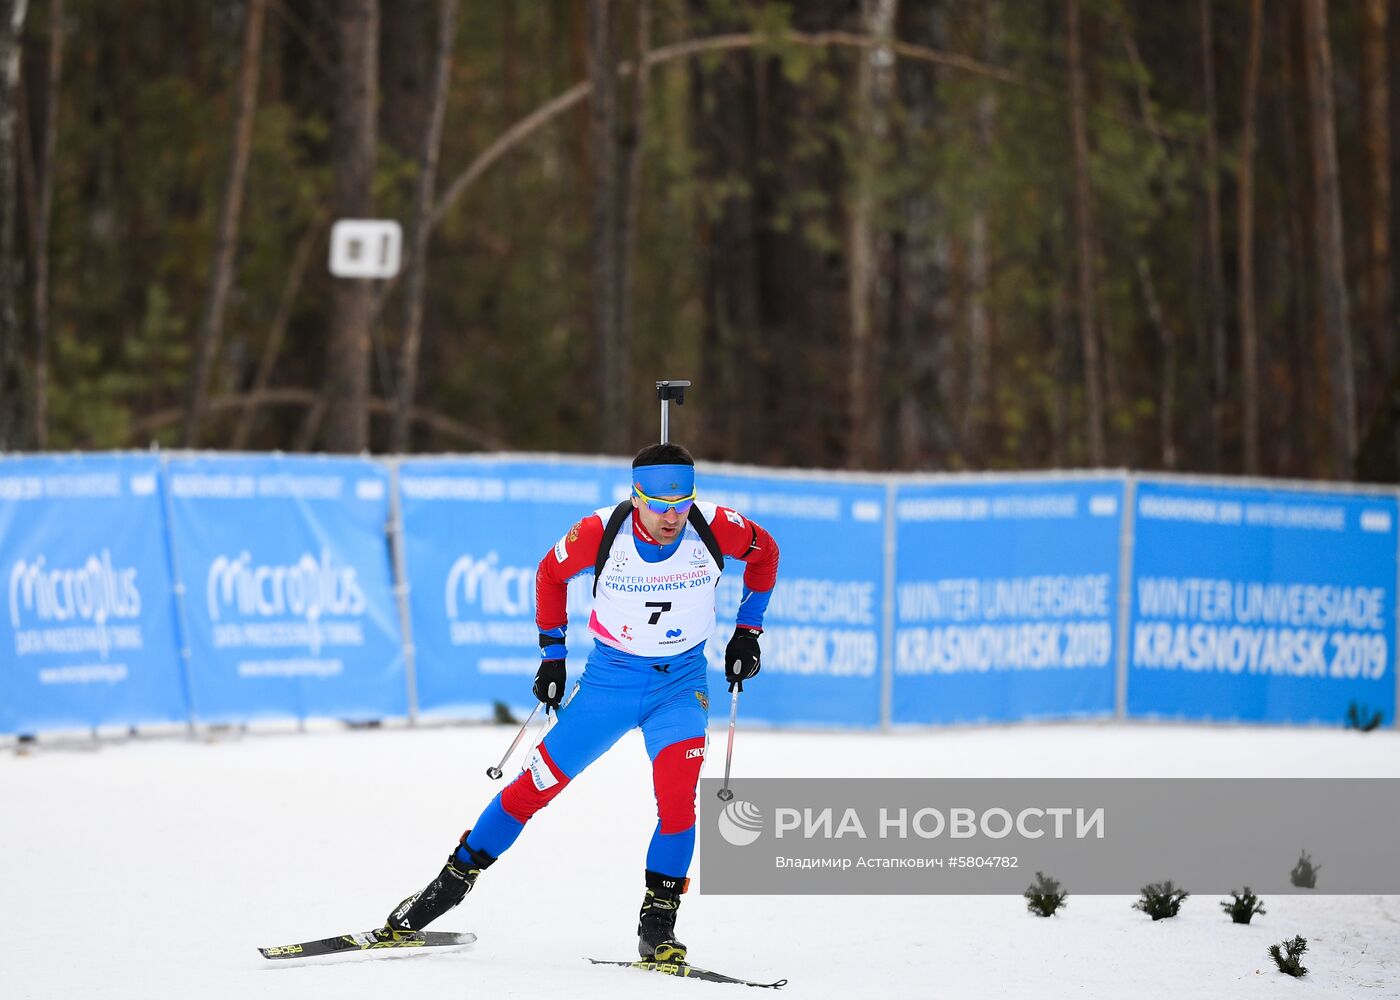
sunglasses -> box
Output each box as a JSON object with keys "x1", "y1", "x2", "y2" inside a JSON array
[{"x1": 633, "y1": 484, "x2": 696, "y2": 515}]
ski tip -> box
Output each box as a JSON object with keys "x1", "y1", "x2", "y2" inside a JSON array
[
  {"x1": 257, "y1": 929, "x2": 477, "y2": 962},
  {"x1": 586, "y1": 957, "x2": 787, "y2": 989},
  {"x1": 257, "y1": 944, "x2": 304, "y2": 960}
]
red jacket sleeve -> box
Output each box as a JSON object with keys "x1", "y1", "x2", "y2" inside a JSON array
[
  {"x1": 536, "y1": 514, "x2": 604, "y2": 631},
  {"x1": 706, "y1": 506, "x2": 779, "y2": 593}
]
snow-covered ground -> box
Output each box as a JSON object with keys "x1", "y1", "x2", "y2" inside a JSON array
[{"x1": 4, "y1": 721, "x2": 1399, "y2": 999}]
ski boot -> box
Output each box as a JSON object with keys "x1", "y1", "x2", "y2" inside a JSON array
[
  {"x1": 637, "y1": 870, "x2": 688, "y2": 962},
  {"x1": 386, "y1": 831, "x2": 495, "y2": 932}
]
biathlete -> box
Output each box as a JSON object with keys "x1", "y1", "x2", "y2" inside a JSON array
[{"x1": 386, "y1": 442, "x2": 780, "y2": 961}]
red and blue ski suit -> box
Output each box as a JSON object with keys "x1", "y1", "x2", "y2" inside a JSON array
[{"x1": 461, "y1": 500, "x2": 778, "y2": 879}]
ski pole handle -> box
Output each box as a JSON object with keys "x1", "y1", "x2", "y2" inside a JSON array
[
  {"x1": 486, "y1": 702, "x2": 541, "y2": 780},
  {"x1": 716, "y1": 687, "x2": 740, "y2": 801},
  {"x1": 520, "y1": 680, "x2": 576, "y2": 759}
]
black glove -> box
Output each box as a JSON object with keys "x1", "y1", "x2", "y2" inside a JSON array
[
  {"x1": 724, "y1": 626, "x2": 762, "y2": 692},
  {"x1": 533, "y1": 660, "x2": 566, "y2": 713}
]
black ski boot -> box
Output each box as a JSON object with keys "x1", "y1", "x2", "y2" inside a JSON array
[
  {"x1": 637, "y1": 870, "x2": 688, "y2": 961},
  {"x1": 386, "y1": 832, "x2": 495, "y2": 932}
]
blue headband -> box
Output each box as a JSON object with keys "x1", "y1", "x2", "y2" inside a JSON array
[{"x1": 633, "y1": 463, "x2": 695, "y2": 498}]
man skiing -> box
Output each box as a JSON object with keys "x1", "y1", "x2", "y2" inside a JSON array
[{"x1": 386, "y1": 442, "x2": 780, "y2": 961}]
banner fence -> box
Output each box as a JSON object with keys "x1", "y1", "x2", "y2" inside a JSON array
[{"x1": 1, "y1": 454, "x2": 1395, "y2": 735}]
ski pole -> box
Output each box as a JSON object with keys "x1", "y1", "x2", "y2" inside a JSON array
[
  {"x1": 716, "y1": 687, "x2": 740, "y2": 802},
  {"x1": 487, "y1": 681, "x2": 578, "y2": 780},
  {"x1": 486, "y1": 702, "x2": 541, "y2": 780}
]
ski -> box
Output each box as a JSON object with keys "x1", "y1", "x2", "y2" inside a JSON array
[
  {"x1": 258, "y1": 928, "x2": 476, "y2": 961},
  {"x1": 587, "y1": 957, "x2": 787, "y2": 989}
]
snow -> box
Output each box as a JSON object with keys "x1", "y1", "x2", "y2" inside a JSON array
[{"x1": 4, "y1": 721, "x2": 1400, "y2": 999}]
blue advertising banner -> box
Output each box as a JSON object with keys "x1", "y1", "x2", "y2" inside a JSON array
[
  {"x1": 0, "y1": 454, "x2": 186, "y2": 733},
  {"x1": 892, "y1": 478, "x2": 1124, "y2": 725},
  {"x1": 399, "y1": 457, "x2": 614, "y2": 718},
  {"x1": 400, "y1": 458, "x2": 887, "y2": 728},
  {"x1": 700, "y1": 469, "x2": 887, "y2": 729},
  {"x1": 1126, "y1": 480, "x2": 1397, "y2": 725},
  {"x1": 164, "y1": 455, "x2": 405, "y2": 724}
]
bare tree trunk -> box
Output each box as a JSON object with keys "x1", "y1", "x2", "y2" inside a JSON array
[
  {"x1": 929, "y1": 231, "x2": 957, "y2": 464},
  {"x1": 1116, "y1": 12, "x2": 1175, "y2": 470},
  {"x1": 182, "y1": 0, "x2": 267, "y2": 447},
  {"x1": 1239, "y1": 0, "x2": 1263, "y2": 474},
  {"x1": 589, "y1": 0, "x2": 624, "y2": 452},
  {"x1": 379, "y1": 0, "x2": 431, "y2": 166},
  {"x1": 1066, "y1": 0, "x2": 1105, "y2": 466},
  {"x1": 615, "y1": 0, "x2": 649, "y2": 448},
  {"x1": 688, "y1": 7, "x2": 755, "y2": 460},
  {"x1": 892, "y1": 3, "x2": 948, "y2": 470},
  {"x1": 392, "y1": 0, "x2": 456, "y2": 454},
  {"x1": 502, "y1": 0, "x2": 519, "y2": 122},
  {"x1": 1362, "y1": 0, "x2": 1393, "y2": 411},
  {"x1": 21, "y1": 0, "x2": 57, "y2": 450},
  {"x1": 846, "y1": 8, "x2": 875, "y2": 469},
  {"x1": 230, "y1": 215, "x2": 323, "y2": 449},
  {"x1": 1390, "y1": 0, "x2": 1400, "y2": 371},
  {"x1": 295, "y1": 393, "x2": 328, "y2": 452},
  {"x1": 1278, "y1": 6, "x2": 1312, "y2": 476},
  {"x1": 324, "y1": 0, "x2": 378, "y2": 454},
  {"x1": 569, "y1": 0, "x2": 590, "y2": 235},
  {"x1": 1302, "y1": 0, "x2": 1357, "y2": 479},
  {"x1": 0, "y1": 0, "x2": 29, "y2": 450},
  {"x1": 965, "y1": 6, "x2": 996, "y2": 465},
  {"x1": 846, "y1": 0, "x2": 897, "y2": 469},
  {"x1": 1049, "y1": 285, "x2": 1071, "y2": 468},
  {"x1": 1200, "y1": 0, "x2": 1227, "y2": 470},
  {"x1": 1134, "y1": 255, "x2": 1176, "y2": 468}
]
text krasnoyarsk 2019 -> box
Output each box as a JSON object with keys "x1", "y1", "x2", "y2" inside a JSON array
[{"x1": 698, "y1": 778, "x2": 1400, "y2": 895}]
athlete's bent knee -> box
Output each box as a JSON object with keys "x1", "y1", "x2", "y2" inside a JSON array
[
  {"x1": 652, "y1": 736, "x2": 705, "y2": 834},
  {"x1": 501, "y1": 744, "x2": 571, "y2": 823}
]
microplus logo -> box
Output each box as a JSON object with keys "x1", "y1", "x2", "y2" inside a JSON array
[
  {"x1": 445, "y1": 552, "x2": 533, "y2": 618},
  {"x1": 9, "y1": 551, "x2": 141, "y2": 627},
  {"x1": 206, "y1": 550, "x2": 365, "y2": 622}
]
